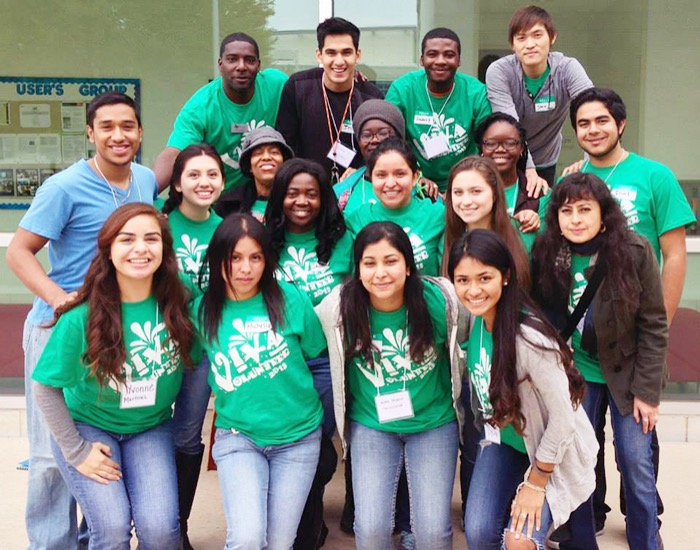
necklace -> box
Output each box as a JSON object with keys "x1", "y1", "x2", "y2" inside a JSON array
[
  {"x1": 425, "y1": 80, "x2": 455, "y2": 132},
  {"x1": 583, "y1": 148, "x2": 628, "y2": 184},
  {"x1": 93, "y1": 156, "x2": 141, "y2": 208}
]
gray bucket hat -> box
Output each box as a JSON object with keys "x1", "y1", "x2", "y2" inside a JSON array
[{"x1": 238, "y1": 127, "x2": 294, "y2": 176}]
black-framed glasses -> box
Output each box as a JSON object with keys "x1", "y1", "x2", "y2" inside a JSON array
[
  {"x1": 359, "y1": 128, "x2": 394, "y2": 143},
  {"x1": 481, "y1": 139, "x2": 522, "y2": 152}
]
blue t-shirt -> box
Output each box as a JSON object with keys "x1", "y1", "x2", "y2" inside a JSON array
[{"x1": 20, "y1": 159, "x2": 158, "y2": 325}]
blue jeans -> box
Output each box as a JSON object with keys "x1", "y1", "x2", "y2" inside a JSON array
[
  {"x1": 349, "y1": 421, "x2": 458, "y2": 550},
  {"x1": 173, "y1": 355, "x2": 211, "y2": 454},
  {"x1": 581, "y1": 382, "x2": 660, "y2": 549},
  {"x1": 23, "y1": 320, "x2": 81, "y2": 549},
  {"x1": 465, "y1": 437, "x2": 553, "y2": 550},
  {"x1": 308, "y1": 355, "x2": 335, "y2": 438},
  {"x1": 213, "y1": 426, "x2": 321, "y2": 550},
  {"x1": 52, "y1": 421, "x2": 180, "y2": 550}
]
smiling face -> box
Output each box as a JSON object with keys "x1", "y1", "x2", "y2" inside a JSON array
[
  {"x1": 87, "y1": 103, "x2": 142, "y2": 169},
  {"x1": 574, "y1": 101, "x2": 626, "y2": 166},
  {"x1": 452, "y1": 256, "x2": 506, "y2": 331},
  {"x1": 359, "y1": 238, "x2": 409, "y2": 312},
  {"x1": 370, "y1": 151, "x2": 418, "y2": 209},
  {"x1": 558, "y1": 197, "x2": 603, "y2": 244},
  {"x1": 176, "y1": 153, "x2": 224, "y2": 218},
  {"x1": 421, "y1": 37, "x2": 461, "y2": 91},
  {"x1": 316, "y1": 34, "x2": 360, "y2": 92},
  {"x1": 510, "y1": 23, "x2": 555, "y2": 78},
  {"x1": 450, "y1": 170, "x2": 495, "y2": 230},
  {"x1": 283, "y1": 172, "x2": 321, "y2": 233},
  {"x1": 358, "y1": 119, "x2": 396, "y2": 160},
  {"x1": 110, "y1": 214, "x2": 163, "y2": 292},
  {"x1": 218, "y1": 40, "x2": 260, "y2": 99},
  {"x1": 224, "y1": 236, "x2": 265, "y2": 301},
  {"x1": 480, "y1": 121, "x2": 523, "y2": 184},
  {"x1": 249, "y1": 144, "x2": 285, "y2": 193}
]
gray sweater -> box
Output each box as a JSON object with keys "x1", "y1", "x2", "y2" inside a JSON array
[{"x1": 486, "y1": 52, "x2": 592, "y2": 169}]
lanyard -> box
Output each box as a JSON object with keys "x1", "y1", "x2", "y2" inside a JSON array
[
  {"x1": 424, "y1": 80, "x2": 455, "y2": 132},
  {"x1": 321, "y1": 75, "x2": 355, "y2": 155}
]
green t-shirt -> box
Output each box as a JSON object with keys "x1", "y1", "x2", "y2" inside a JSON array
[
  {"x1": 386, "y1": 70, "x2": 492, "y2": 191},
  {"x1": 166, "y1": 70, "x2": 289, "y2": 192},
  {"x1": 33, "y1": 297, "x2": 184, "y2": 434},
  {"x1": 581, "y1": 152, "x2": 696, "y2": 261},
  {"x1": 504, "y1": 182, "x2": 551, "y2": 254},
  {"x1": 334, "y1": 167, "x2": 379, "y2": 215},
  {"x1": 466, "y1": 315, "x2": 527, "y2": 454},
  {"x1": 197, "y1": 283, "x2": 325, "y2": 446},
  {"x1": 347, "y1": 279, "x2": 455, "y2": 432},
  {"x1": 524, "y1": 65, "x2": 553, "y2": 113},
  {"x1": 167, "y1": 208, "x2": 222, "y2": 291},
  {"x1": 276, "y1": 229, "x2": 353, "y2": 306},
  {"x1": 345, "y1": 197, "x2": 445, "y2": 276},
  {"x1": 569, "y1": 254, "x2": 606, "y2": 383},
  {"x1": 251, "y1": 199, "x2": 267, "y2": 223}
]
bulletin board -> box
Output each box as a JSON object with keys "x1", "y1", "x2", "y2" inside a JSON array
[{"x1": 0, "y1": 77, "x2": 140, "y2": 207}]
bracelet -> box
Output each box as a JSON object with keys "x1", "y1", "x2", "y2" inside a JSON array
[
  {"x1": 516, "y1": 480, "x2": 547, "y2": 494},
  {"x1": 532, "y1": 462, "x2": 554, "y2": 476}
]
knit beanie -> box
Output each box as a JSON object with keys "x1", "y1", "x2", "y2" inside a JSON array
[{"x1": 353, "y1": 99, "x2": 406, "y2": 140}]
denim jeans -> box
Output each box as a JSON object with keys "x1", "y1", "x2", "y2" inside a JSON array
[
  {"x1": 307, "y1": 355, "x2": 335, "y2": 438},
  {"x1": 465, "y1": 437, "x2": 553, "y2": 550},
  {"x1": 23, "y1": 320, "x2": 81, "y2": 549},
  {"x1": 51, "y1": 421, "x2": 180, "y2": 550},
  {"x1": 173, "y1": 355, "x2": 211, "y2": 455},
  {"x1": 213, "y1": 426, "x2": 321, "y2": 550},
  {"x1": 349, "y1": 421, "x2": 458, "y2": 550},
  {"x1": 579, "y1": 382, "x2": 661, "y2": 549}
]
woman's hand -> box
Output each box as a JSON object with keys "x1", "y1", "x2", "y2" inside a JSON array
[
  {"x1": 510, "y1": 484, "x2": 546, "y2": 540},
  {"x1": 633, "y1": 396, "x2": 659, "y2": 434},
  {"x1": 339, "y1": 167, "x2": 357, "y2": 181},
  {"x1": 513, "y1": 209, "x2": 541, "y2": 233},
  {"x1": 76, "y1": 442, "x2": 122, "y2": 484},
  {"x1": 417, "y1": 176, "x2": 440, "y2": 200},
  {"x1": 525, "y1": 168, "x2": 549, "y2": 198}
]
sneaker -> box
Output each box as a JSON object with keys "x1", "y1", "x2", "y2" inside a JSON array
[
  {"x1": 545, "y1": 524, "x2": 571, "y2": 549},
  {"x1": 397, "y1": 530, "x2": 415, "y2": 550}
]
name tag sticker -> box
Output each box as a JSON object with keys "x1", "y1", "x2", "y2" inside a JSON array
[
  {"x1": 611, "y1": 187, "x2": 637, "y2": 201},
  {"x1": 120, "y1": 378, "x2": 157, "y2": 409},
  {"x1": 375, "y1": 390, "x2": 415, "y2": 423},
  {"x1": 327, "y1": 142, "x2": 356, "y2": 168},
  {"x1": 414, "y1": 114, "x2": 435, "y2": 125},
  {"x1": 484, "y1": 423, "x2": 501, "y2": 444},
  {"x1": 423, "y1": 133, "x2": 450, "y2": 159},
  {"x1": 230, "y1": 124, "x2": 248, "y2": 134},
  {"x1": 341, "y1": 119, "x2": 354, "y2": 134},
  {"x1": 534, "y1": 96, "x2": 556, "y2": 112}
]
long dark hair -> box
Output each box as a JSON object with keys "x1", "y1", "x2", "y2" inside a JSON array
[
  {"x1": 532, "y1": 172, "x2": 638, "y2": 305},
  {"x1": 266, "y1": 158, "x2": 346, "y2": 264},
  {"x1": 442, "y1": 156, "x2": 531, "y2": 289},
  {"x1": 199, "y1": 214, "x2": 284, "y2": 343},
  {"x1": 162, "y1": 144, "x2": 225, "y2": 215},
  {"x1": 340, "y1": 221, "x2": 434, "y2": 366},
  {"x1": 448, "y1": 229, "x2": 583, "y2": 434},
  {"x1": 56, "y1": 203, "x2": 195, "y2": 386}
]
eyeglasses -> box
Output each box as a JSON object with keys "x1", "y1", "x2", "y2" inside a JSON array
[
  {"x1": 359, "y1": 128, "x2": 394, "y2": 143},
  {"x1": 481, "y1": 139, "x2": 522, "y2": 152}
]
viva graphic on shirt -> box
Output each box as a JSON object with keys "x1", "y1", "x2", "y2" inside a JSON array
[
  {"x1": 412, "y1": 112, "x2": 469, "y2": 161},
  {"x1": 175, "y1": 234, "x2": 209, "y2": 285},
  {"x1": 211, "y1": 316, "x2": 289, "y2": 392}
]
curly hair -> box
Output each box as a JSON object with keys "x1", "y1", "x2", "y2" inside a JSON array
[
  {"x1": 56, "y1": 203, "x2": 195, "y2": 386},
  {"x1": 531, "y1": 172, "x2": 639, "y2": 307},
  {"x1": 265, "y1": 158, "x2": 346, "y2": 265},
  {"x1": 442, "y1": 156, "x2": 531, "y2": 289},
  {"x1": 448, "y1": 229, "x2": 584, "y2": 434}
]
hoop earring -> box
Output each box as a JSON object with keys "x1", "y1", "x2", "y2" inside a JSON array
[{"x1": 600, "y1": 224, "x2": 606, "y2": 233}]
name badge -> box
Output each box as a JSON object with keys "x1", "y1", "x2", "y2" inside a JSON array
[
  {"x1": 611, "y1": 186, "x2": 637, "y2": 201},
  {"x1": 327, "y1": 141, "x2": 356, "y2": 168},
  {"x1": 484, "y1": 423, "x2": 501, "y2": 444},
  {"x1": 375, "y1": 390, "x2": 415, "y2": 423},
  {"x1": 120, "y1": 378, "x2": 157, "y2": 409},
  {"x1": 414, "y1": 114, "x2": 434, "y2": 125},
  {"x1": 230, "y1": 123, "x2": 248, "y2": 134},
  {"x1": 341, "y1": 119, "x2": 354, "y2": 134},
  {"x1": 423, "y1": 133, "x2": 450, "y2": 159},
  {"x1": 534, "y1": 96, "x2": 556, "y2": 112}
]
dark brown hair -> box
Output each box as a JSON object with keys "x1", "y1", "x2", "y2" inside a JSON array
[{"x1": 508, "y1": 5, "x2": 556, "y2": 44}]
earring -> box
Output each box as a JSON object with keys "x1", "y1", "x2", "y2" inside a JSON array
[
  {"x1": 600, "y1": 223, "x2": 606, "y2": 233},
  {"x1": 504, "y1": 281, "x2": 509, "y2": 286}
]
